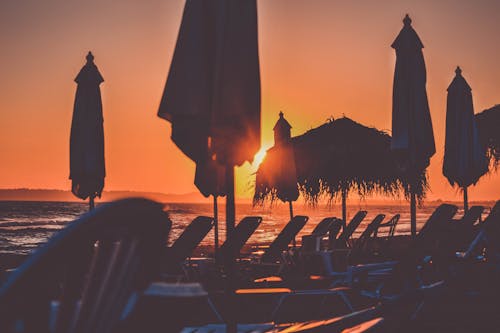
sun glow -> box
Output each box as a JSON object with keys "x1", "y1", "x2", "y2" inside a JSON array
[{"x1": 252, "y1": 148, "x2": 267, "y2": 169}]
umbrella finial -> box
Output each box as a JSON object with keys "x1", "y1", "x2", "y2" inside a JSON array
[
  {"x1": 279, "y1": 111, "x2": 284, "y2": 118},
  {"x1": 403, "y1": 14, "x2": 412, "y2": 26},
  {"x1": 455, "y1": 66, "x2": 462, "y2": 76},
  {"x1": 86, "y1": 51, "x2": 94, "y2": 63}
]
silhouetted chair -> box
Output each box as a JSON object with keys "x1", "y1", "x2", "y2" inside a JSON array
[
  {"x1": 301, "y1": 217, "x2": 339, "y2": 251},
  {"x1": 457, "y1": 201, "x2": 500, "y2": 259},
  {"x1": 348, "y1": 214, "x2": 386, "y2": 263},
  {"x1": 0, "y1": 198, "x2": 171, "y2": 333},
  {"x1": 163, "y1": 216, "x2": 214, "y2": 274},
  {"x1": 332, "y1": 211, "x2": 368, "y2": 249},
  {"x1": 374, "y1": 214, "x2": 400, "y2": 238},
  {"x1": 261, "y1": 215, "x2": 309, "y2": 264},
  {"x1": 311, "y1": 217, "x2": 338, "y2": 236},
  {"x1": 217, "y1": 216, "x2": 263, "y2": 265}
]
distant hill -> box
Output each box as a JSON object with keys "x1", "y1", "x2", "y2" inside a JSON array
[{"x1": 0, "y1": 189, "x2": 208, "y2": 203}]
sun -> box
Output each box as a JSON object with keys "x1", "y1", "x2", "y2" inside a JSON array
[{"x1": 252, "y1": 148, "x2": 267, "y2": 169}]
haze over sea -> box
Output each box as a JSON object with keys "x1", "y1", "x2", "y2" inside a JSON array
[{"x1": 0, "y1": 201, "x2": 494, "y2": 255}]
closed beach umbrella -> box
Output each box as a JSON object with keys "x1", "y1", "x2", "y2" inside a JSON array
[
  {"x1": 443, "y1": 67, "x2": 488, "y2": 212},
  {"x1": 158, "y1": 0, "x2": 260, "y2": 257},
  {"x1": 195, "y1": 160, "x2": 226, "y2": 253},
  {"x1": 69, "y1": 52, "x2": 105, "y2": 210},
  {"x1": 254, "y1": 112, "x2": 299, "y2": 242},
  {"x1": 390, "y1": 15, "x2": 435, "y2": 237}
]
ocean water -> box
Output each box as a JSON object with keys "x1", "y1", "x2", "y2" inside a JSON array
[{"x1": 0, "y1": 200, "x2": 489, "y2": 255}]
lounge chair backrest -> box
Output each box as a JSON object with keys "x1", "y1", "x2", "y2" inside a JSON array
[
  {"x1": 439, "y1": 206, "x2": 484, "y2": 255},
  {"x1": 399, "y1": 204, "x2": 457, "y2": 268},
  {"x1": 327, "y1": 218, "x2": 343, "y2": 237},
  {"x1": 478, "y1": 201, "x2": 500, "y2": 248},
  {"x1": 311, "y1": 217, "x2": 336, "y2": 236},
  {"x1": 463, "y1": 201, "x2": 500, "y2": 256},
  {"x1": 374, "y1": 214, "x2": 400, "y2": 238},
  {"x1": 354, "y1": 214, "x2": 385, "y2": 250},
  {"x1": 261, "y1": 216, "x2": 309, "y2": 263},
  {"x1": 0, "y1": 198, "x2": 171, "y2": 333},
  {"x1": 218, "y1": 216, "x2": 262, "y2": 263},
  {"x1": 384, "y1": 204, "x2": 457, "y2": 292},
  {"x1": 335, "y1": 211, "x2": 367, "y2": 248},
  {"x1": 170, "y1": 216, "x2": 214, "y2": 263}
]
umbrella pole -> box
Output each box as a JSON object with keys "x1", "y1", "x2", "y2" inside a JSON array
[
  {"x1": 289, "y1": 201, "x2": 296, "y2": 247},
  {"x1": 410, "y1": 190, "x2": 417, "y2": 238},
  {"x1": 213, "y1": 195, "x2": 219, "y2": 256},
  {"x1": 341, "y1": 188, "x2": 347, "y2": 230},
  {"x1": 224, "y1": 165, "x2": 236, "y2": 333},
  {"x1": 89, "y1": 195, "x2": 95, "y2": 211},
  {"x1": 463, "y1": 186, "x2": 469, "y2": 213},
  {"x1": 225, "y1": 166, "x2": 235, "y2": 239}
]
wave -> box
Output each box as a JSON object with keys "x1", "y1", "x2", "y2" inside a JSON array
[
  {"x1": 0, "y1": 227, "x2": 59, "y2": 234},
  {"x1": 0, "y1": 220, "x2": 69, "y2": 227}
]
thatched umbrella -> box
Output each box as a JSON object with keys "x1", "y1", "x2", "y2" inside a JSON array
[
  {"x1": 443, "y1": 67, "x2": 488, "y2": 212},
  {"x1": 255, "y1": 116, "x2": 424, "y2": 225},
  {"x1": 69, "y1": 52, "x2": 105, "y2": 211},
  {"x1": 390, "y1": 15, "x2": 435, "y2": 237},
  {"x1": 475, "y1": 105, "x2": 500, "y2": 170}
]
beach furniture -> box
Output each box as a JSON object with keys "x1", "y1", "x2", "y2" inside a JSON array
[
  {"x1": 301, "y1": 204, "x2": 458, "y2": 287},
  {"x1": 347, "y1": 214, "x2": 386, "y2": 264},
  {"x1": 217, "y1": 216, "x2": 263, "y2": 264},
  {"x1": 331, "y1": 211, "x2": 368, "y2": 249},
  {"x1": 302, "y1": 218, "x2": 342, "y2": 252},
  {"x1": 123, "y1": 282, "x2": 223, "y2": 333},
  {"x1": 0, "y1": 198, "x2": 171, "y2": 333},
  {"x1": 164, "y1": 216, "x2": 214, "y2": 274},
  {"x1": 374, "y1": 214, "x2": 400, "y2": 238},
  {"x1": 260, "y1": 215, "x2": 309, "y2": 264},
  {"x1": 456, "y1": 201, "x2": 500, "y2": 260}
]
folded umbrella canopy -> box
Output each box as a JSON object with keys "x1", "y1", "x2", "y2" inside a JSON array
[
  {"x1": 69, "y1": 52, "x2": 105, "y2": 210},
  {"x1": 443, "y1": 67, "x2": 488, "y2": 212},
  {"x1": 158, "y1": 0, "x2": 260, "y2": 253},
  {"x1": 391, "y1": 15, "x2": 435, "y2": 237}
]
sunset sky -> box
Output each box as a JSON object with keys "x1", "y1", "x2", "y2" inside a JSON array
[{"x1": 0, "y1": 0, "x2": 499, "y2": 203}]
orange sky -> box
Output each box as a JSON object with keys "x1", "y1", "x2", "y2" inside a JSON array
[{"x1": 0, "y1": 0, "x2": 499, "y2": 203}]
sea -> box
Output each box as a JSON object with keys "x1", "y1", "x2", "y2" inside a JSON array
[{"x1": 0, "y1": 200, "x2": 491, "y2": 255}]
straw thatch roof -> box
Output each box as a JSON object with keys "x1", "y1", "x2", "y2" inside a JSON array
[
  {"x1": 254, "y1": 117, "x2": 428, "y2": 205},
  {"x1": 475, "y1": 105, "x2": 500, "y2": 170}
]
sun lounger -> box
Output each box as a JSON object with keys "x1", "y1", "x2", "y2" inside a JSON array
[
  {"x1": 374, "y1": 214, "x2": 400, "y2": 238},
  {"x1": 217, "y1": 216, "x2": 263, "y2": 264},
  {"x1": 164, "y1": 216, "x2": 214, "y2": 274},
  {"x1": 456, "y1": 201, "x2": 500, "y2": 260},
  {"x1": 347, "y1": 214, "x2": 386, "y2": 264},
  {"x1": 260, "y1": 216, "x2": 309, "y2": 264},
  {"x1": 302, "y1": 218, "x2": 340, "y2": 251},
  {"x1": 309, "y1": 204, "x2": 458, "y2": 287},
  {"x1": 0, "y1": 198, "x2": 171, "y2": 333},
  {"x1": 332, "y1": 211, "x2": 368, "y2": 249}
]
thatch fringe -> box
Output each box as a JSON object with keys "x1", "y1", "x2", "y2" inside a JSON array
[
  {"x1": 475, "y1": 105, "x2": 500, "y2": 170},
  {"x1": 254, "y1": 116, "x2": 429, "y2": 206}
]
